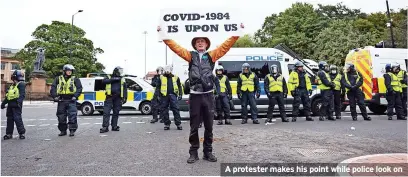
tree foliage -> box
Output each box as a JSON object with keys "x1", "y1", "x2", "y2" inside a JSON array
[
  {"x1": 15, "y1": 21, "x2": 105, "y2": 81},
  {"x1": 233, "y1": 34, "x2": 257, "y2": 47}
]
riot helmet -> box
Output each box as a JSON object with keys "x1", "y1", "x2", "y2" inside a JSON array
[
  {"x1": 318, "y1": 61, "x2": 329, "y2": 72},
  {"x1": 242, "y1": 63, "x2": 250, "y2": 73},
  {"x1": 164, "y1": 65, "x2": 173, "y2": 74},
  {"x1": 215, "y1": 65, "x2": 224, "y2": 75},
  {"x1": 270, "y1": 64, "x2": 279, "y2": 74},
  {"x1": 391, "y1": 62, "x2": 400, "y2": 73},
  {"x1": 11, "y1": 70, "x2": 24, "y2": 81},
  {"x1": 63, "y1": 64, "x2": 75, "y2": 76},
  {"x1": 294, "y1": 61, "x2": 304, "y2": 72},
  {"x1": 344, "y1": 62, "x2": 355, "y2": 73},
  {"x1": 113, "y1": 66, "x2": 124, "y2": 77},
  {"x1": 330, "y1": 65, "x2": 337, "y2": 74},
  {"x1": 156, "y1": 66, "x2": 164, "y2": 75},
  {"x1": 385, "y1": 63, "x2": 392, "y2": 73}
]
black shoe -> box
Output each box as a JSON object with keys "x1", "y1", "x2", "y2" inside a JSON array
[
  {"x1": 364, "y1": 117, "x2": 371, "y2": 121},
  {"x1": 112, "y1": 126, "x2": 120, "y2": 131},
  {"x1": 217, "y1": 120, "x2": 223, "y2": 125},
  {"x1": 319, "y1": 117, "x2": 325, "y2": 121},
  {"x1": 159, "y1": 119, "x2": 164, "y2": 123},
  {"x1": 397, "y1": 117, "x2": 407, "y2": 120},
  {"x1": 388, "y1": 116, "x2": 392, "y2": 120},
  {"x1": 150, "y1": 118, "x2": 158, "y2": 123},
  {"x1": 100, "y1": 127, "x2": 109, "y2": 133},
  {"x1": 69, "y1": 130, "x2": 75, "y2": 137},
  {"x1": 265, "y1": 118, "x2": 272, "y2": 123},
  {"x1": 187, "y1": 154, "x2": 199, "y2": 164},
  {"x1": 328, "y1": 117, "x2": 336, "y2": 121},
  {"x1": 336, "y1": 116, "x2": 341, "y2": 120},
  {"x1": 352, "y1": 117, "x2": 357, "y2": 121},
  {"x1": 19, "y1": 134, "x2": 25, "y2": 139},
  {"x1": 253, "y1": 119, "x2": 260, "y2": 124},
  {"x1": 58, "y1": 131, "x2": 67, "y2": 136},
  {"x1": 225, "y1": 119, "x2": 232, "y2": 125},
  {"x1": 3, "y1": 134, "x2": 12, "y2": 140},
  {"x1": 241, "y1": 119, "x2": 247, "y2": 124},
  {"x1": 164, "y1": 125, "x2": 170, "y2": 130},
  {"x1": 203, "y1": 153, "x2": 217, "y2": 162},
  {"x1": 177, "y1": 125, "x2": 182, "y2": 130},
  {"x1": 306, "y1": 117, "x2": 314, "y2": 121},
  {"x1": 292, "y1": 117, "x2": 297, "y2": 122},
  {"x1": 282, "y1": 118, "x2": 290, "y2": 122}
]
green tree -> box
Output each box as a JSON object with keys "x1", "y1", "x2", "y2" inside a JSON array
[
  {"x1": 316, "y1": 2, "x2": 367, "y2": 20},
  {"x1": 254, "y1": 14, "x2": 278, "y2": 46},
  {"x1": 233, "y1": 34, "x2": 257, "y2": 47},
  {"x1": 15, "y1": 21, "x2": 105, "y2": 81}
]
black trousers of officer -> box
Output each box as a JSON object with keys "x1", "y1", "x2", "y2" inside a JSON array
[
  {"x1": 57, "y1": 100, "x2": 78, "y2": 132},
  {"x1": 267, "y1": 92, "x2": 287, "y2": 119},
  {"x1": 151, "y1": 92, "x2": 161, "y2": 120},
  {"x1": 189, "y1": 93, "x2": 214, "y2": 155},
  {"x1": 333, "y1": 90, "x2": 342, "y2": 118},
  {"x1": 402, "y1": 88, "x2": 407, "y2": 117},
  {"x1": 292, "y1": 88, "x2": 311, "y2": 117},
  {"x1": 216, "y1": 94, "x2": 230, "y2": 120},
  {"x1": 6, "y1": 102, "x2": 25, "y2": 135},
  {"x1": 347, "y1": 89, "x2": 368, "y2": 119},
  {"x1": 241, "y1": 91, "x2": 258, "y2": 120},
  {"x1": 161, "y1": 94, "x2": 181, "y2": 125},
  {"x1": 102, "y1": 95, "x2": 122, "y2": 128},
  {"x1": 386, "y1": 91, "x2": 404, "y2": 119},
  {"x1": 320, "y1": 89, "x2": 334, "y2": 118}
]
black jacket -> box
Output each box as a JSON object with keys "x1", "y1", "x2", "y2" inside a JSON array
[
  {"x1": 317, "y1": 70, "x2": 332, "y2": 87},
  {"x1": 50, "y1": 75, "x2": 83, "y2": 100},
  {"x1": 341, "y1": 71, "x2": 363, "y2": 92},
  {"x1": 102, "y1": 76, "x2": 128, "y2": 99},
  {"x1": 189, "y1": 51, "x2": 215, "y2": 92},
  {"x1": 237, "y1": 72, "x2": 260, "y2": 94},
  {"x1": 264, "y1": 73, "x2": 287, "y2": 94}
]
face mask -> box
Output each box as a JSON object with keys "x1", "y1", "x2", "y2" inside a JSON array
[{"x1": 331, "y1": 70, "x2": 337, "y2": 74}]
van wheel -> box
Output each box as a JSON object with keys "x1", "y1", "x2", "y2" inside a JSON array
[
  {"x1": 311, "y1": 98, "x2": 322, "y2": 116},
  {"x1": 81, "y1": 102, "x2": 94, "y2": 116},
  {"x1": 368, "y1": 103, "x2": 387, "y2": 115},
  {"x1": 140, "y1": 102, "x2": 152, "y2": 115}
]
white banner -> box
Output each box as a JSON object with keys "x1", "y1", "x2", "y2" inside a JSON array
[{"x1": 158, "y1": 8, "x2": 244, "y2": 40}]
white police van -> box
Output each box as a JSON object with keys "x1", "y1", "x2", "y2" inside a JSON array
[
  {"x1": 173, "y1": 47, "x2": 332, "y2": 116},
  {"x1": 76, "y1": 76, "x2": 155, "y2": 116}
]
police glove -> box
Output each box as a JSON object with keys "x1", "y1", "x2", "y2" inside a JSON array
[
  {"x1": 1, "y1": 103, "x2": 5, "y2": 109},
  {"x1": 178, "y1": 95, "x2": 182, "y2": 101},
  {"x1": 308, "y1": 90, "x2": 313, "y2": 96},
  {"x1": 72, "y1": 97, "x2": 77, "y2": 101},
  {"x1": 237, "y1": 92, "x2": 242, "y2": 100},
  {"x1": 256, "y1": 92, "x2": 260, "y2": 99},
  {"x1": 283, "y1": 93, "x2": 287, "y2": 98},
  {"x1": 330, "y1": 82, "x2": 336, "y2": 89}
]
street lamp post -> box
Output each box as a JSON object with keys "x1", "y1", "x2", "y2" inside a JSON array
[
  {"x1": 70, "y1": 10, "x2": 83, "y2": 61},
  {"x1": 159, "y1": 40, "x2": 168, "y2": 66},
  {"x1": 386, "y1": 0, "x2": 395, "y2": 48},
  {"x1": 143, "y1": 31, "x2": 148, "y2": 77}
]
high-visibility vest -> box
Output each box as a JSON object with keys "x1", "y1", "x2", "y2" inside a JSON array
[
  {"x1": 266, "y1": 74, "x2": 283, "y2": 92},
  {"x1": 397, "y1": 70, "x2": 407, "y2": 88},
  {"x1": 160, "y1": 75, "x2": 179, "y2": 96},
  {"x1": 287, "y1": 71, "x2": 312, "y2": 92},
  {"x1": 57, "y1": 75, "x2": 77, "y2": 95},
  {"x1": 106, "y1": 75, "x2": 125, "y2": 98},
  {"x1": 344, "y1": 72, "x2": 362, "y2": 93},
  {"x1": 219, "y1": 75, "x2": 227, "y2": 93},
  {"x1": 332, "y1": 74, "x2": 342, "y2": 91},
  {"x1": 388, "y1": 72, "x2": 402, "y2": 93},
  {"x1": 6, "y1": 82, "x2": 21, "y2": 100},
  {"x1": 317, "y1": 71, "x2": 332, "y2": 90},
  {"x1": 240, "y1": 73, "x2": 255, "y2": 92}
]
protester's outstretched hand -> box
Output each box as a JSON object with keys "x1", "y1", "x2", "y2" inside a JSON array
[
  {"x1": 157, "y1": 26, "x2": 161, "y2": 32},
  {"x1": 240, "y1": 23, "x2": 245, "y2": 29}
]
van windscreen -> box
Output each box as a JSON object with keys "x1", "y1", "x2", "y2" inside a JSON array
[{"x1": 219, "y1": 61, "x2": 281, "y2": 81}]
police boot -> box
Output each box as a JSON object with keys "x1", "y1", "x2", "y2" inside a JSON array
[
  {"x1": 19, "y1": 134, "x2": 25, "y2": 139},
  {"x1": 319, "y1": 116, "x2": 325, "y2": 121},
  {"x1": 253, "y1": 119, "x2": 260, "y2": 124},
  {"x1": 159, "y1": 119, "x2": 164, "y2": 123},
  {"x1": 187, "y1": 153, "x2": 199, "y2": 164},
  {"x1": 282, "y1": 117, "x2": 290, "y2": 122},
  {"x1": 112, "y1": 126, "x2": 120, "y2": 131},
  {"x1": 388, "y1": 116, "x2": 393, "y2": 120},
  {"x1": 176, "y1": 125, "x2": 182, "y2": 130},
  {"x1": 336, "y1": 116, "x2": 341, "y2": 120},
  {"x1": 100, "y1": 127, "x2": 109, "y2": 133},
  {"x1": 69, "y1": 130, "x2": 75, "y2": 137},
  {"x1": 397, "y1": 116, "x2": 407, "y2": 120},
  {"x1": 217, "y1": 119, "x2": 223, "y2": 125},
  {"x1": 58, "y1": 131, "x2": 67, "y2": 136},
  {"x1": 241, "y1": 118, "x2": 248, "y2": 124},
  {"x1": 352, "y1": 117, "x2": 357, "y2": 121},
  {"x1": 364, "y1": 117, "x2": 371, "y2": 121},
  {"x1": 225, "y1": 119, "x2": 232, "y2": 125},
  {"x1": 292, "y1": 117, "x2": 297, "y2": 122},
  {"x1": 328, "y1": 116, "x2": 335, "y2": 121},
  {"x1": 306, "y1": 116, "x2": 314, "y2": 121},
  {"x1": 164, "y1": 124, "x2": 170, "y2": 130},
  {"x1": 3, "y1": 134, "x2": 12, "y2": 140},
  {"x1": 265, "y1": 118, "x2": 272, "y2": 123},
  {"x1": 203, "y1": 153, "x2": 217, "y2": 162},
  {"x1": 150, "y1": 118, "x2": 158, "y2": 123}
]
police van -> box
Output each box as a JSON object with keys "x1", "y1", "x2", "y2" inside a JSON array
[
  {"x1": 76, "y1": 76, "x2": 155, "y2": 116},
  {"x1": 173, "y1": 47, "x2": 332, "y2": 116},
  {"x1": 344, "y1": 46, "x2": 408, "y2": 115}
]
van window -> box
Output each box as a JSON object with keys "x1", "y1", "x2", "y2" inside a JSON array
[
  {"x1": 126, "y1": 79, "x2": 142, "y2": 92},
  {"x1": 94, "y1": 79, "x2": 105, "y2": 91},
  {"x1": 219, "y1": 61, "x2": 282, "y2": 81}
]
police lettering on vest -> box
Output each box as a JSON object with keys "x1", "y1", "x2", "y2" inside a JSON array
[
  {"x1": 266, "y1": 74, "x2": 283, "y2": 92},
  {"x1": 344, "y1": 72, "x2": 362, "y2": 93},
  {"x1": 105, "y1": 75, "x2": 125, "y2": 98},
  {"x1": 57, "y1": 76, "x2": 77, "y2": 95},
  {"x1": 219, "y1": 75, "x2": 227, "y2": 93},
  {"x1": 317, "y1": 72, "x2": 332, "y2": 90},
  {"x1": 388, "y1": 72, "x2": 402, "y2": 93},
  {"x1": 160, "y1": 75, "x2": 179, "y2": 96},
  {"x1": 397, "y1": 70, "x2": 407, "y2": 88},
  {"x1": 240, "y1": 73, "x2": 255, "y2": 92},
  {"x1": 6, "y1": 82, "x2": 21, "y2": 100}
]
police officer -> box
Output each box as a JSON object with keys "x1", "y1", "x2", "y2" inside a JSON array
[
  {"x1": 1, "y1": 70, "x2": 26, "y2": 140},
  {"x1": 341, "y1": 63, "x2": 371, "y2": 121},
  {"x1": 317, "y1": 61, "x2": 335, "y2": 121},
  {"x1": 237, "y1": 63, "x2": 261, "y2": 124},
  {"x1": 100, "y1": 66, "x2": 128, "y2": 133},
  {"x1": 156, "y1": 65, "x2": 183, "y2": 130},
  {"x1": 214, "y1": 65, "x2": 232, "y2": 125},
  {"x1": 288, "y1": 61, "x2": 313, "y2": 122},
  {"x1": 51, "y1": 64, "x2": 83, "y2": 136},
  {"x1": 397, "y1": 65, "x2": 408, "y2": 117},
  {"x1": 264, "y1": 64, "x2": 289, "y2": 123},
  {"x1": 329, "y1": 65, "x2": 343, "y2": 119},
  {"x1": 384, "y1": 63, "x2": 406, "y2": 120},
  {"x1": 150, "y1": 66, "x2": 164, "y2": 123}
]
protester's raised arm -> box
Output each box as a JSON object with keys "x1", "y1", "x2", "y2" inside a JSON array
[{"x1": 163, "y1": 40, "x2": 192, "y2": 62}]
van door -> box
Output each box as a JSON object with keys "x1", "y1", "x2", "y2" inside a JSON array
[{"x1": 124, "y1": 78, "x2": 143, "y2": 109}]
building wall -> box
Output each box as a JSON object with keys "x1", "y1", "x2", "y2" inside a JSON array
[{"x1": 1, "y1": 58, "x2": 24, "y2": 83}]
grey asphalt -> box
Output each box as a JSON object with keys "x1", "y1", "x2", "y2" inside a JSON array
[{"x1": 1, "y1": 103, "x2": 407, "y2": 176}]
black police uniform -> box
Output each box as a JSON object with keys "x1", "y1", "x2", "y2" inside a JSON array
[
  {"x1": 292, "y1": 70, "x2": 313, "y2": 121},
  {"x1": 264, "y1": 73, "x2": 289, "y2": 122},
  {"x1": 156, "y1": 73, "x2": 183, "y2": 130},
  {"x1": 398, "y1": 70, "x2": 408, "y2": 117},
  {"x1": 50, "y1": 74, "x2": 83, "y2": 136},
  {"x1": 341, "y1": 70, "x2": 370, "y2": 121},
  {"x1": 101, "y1": 74, "x2": 127, "y2": 132},
  {"x1": 215, "y1": 74, "x2": 232, "y2": 125},
  {"x1": 150, "y1": 74, "x2": 161, "y2": 123},
  {"x1": 237, "y1": 72, "x2": 261, "y2": 124},
  {"x1": 330, "y1": 72, "x2": 343, "y2": 119},
  {"x1": 384, "y1": 72, "x2": 405, "y2": 120},
  {"x1": 317, "y1": 70, "x2": 335, "y2": 120},
  {"x1": 2, "y1": 74, "x2": 26, "y2": 139}
]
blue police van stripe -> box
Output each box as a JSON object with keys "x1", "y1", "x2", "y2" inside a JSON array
[
  {"x1": 134, "y1": 92, "x2": 142, "y2": 101},
  {"x1": 84, "y1": 92, "x2": 95, "y2": 100},
  {"x1": 141, "y1": 92, "x2": 147, "y2": 100}
]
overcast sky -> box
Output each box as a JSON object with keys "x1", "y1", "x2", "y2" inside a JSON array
[{"x1": 0, "y1": 0, "x2": 406, "y2": 76}]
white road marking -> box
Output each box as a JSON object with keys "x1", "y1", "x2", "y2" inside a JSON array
[
  {"x1": 39, "y1": 124, "x2": 50, "y2": 126},
  {"x1": 122, "y1": 122, "x2": 132, "y2": 124},
  {"x1": 100, "y1": 135, "x2": 108, "y2": 137},
  {"x1": 1, "y1": 126, "x2": 5, "y2": 128},
  {"x1": 53, "y1": 124, "x2": 58, "y2": 126},
  {"x1": 96, "y1": 118, "x2": 102, "y2": 120},
  {"x1": 39, "y1": 119, "x2": 47, "y2": 121},
  {"x1": 136, "y1": 122, "x2": 146, "y2": 124},
  {"x1": 44, "y1": 139, "x2": 51, "y2": 141},
  {"x1": 84, "y1": 118, "x2": 93, "y2": 120},
  {"x1": 94, "y1": 123, "x2": 102, "y2": 125},
  {"x1": 181, "y1": 121, "x2": 187, "y2": 123},
  {"x1": 27, "y1": 125, "x2": 36, "y2": 127},
  {"x1": 80, "y1": 123, "x2": 90, "y2": 125},
  {"x1": 142, "y1": 117, "x2": 149, "y2": 119},
  {"x1": 28, "y1": 119, "x2": 36, "y2": 121}
]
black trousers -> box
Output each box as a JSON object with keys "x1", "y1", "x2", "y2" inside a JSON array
[
  {"x1": 6, "y1": 103, "x2": 25, "y2": 135},
  {"x1": 347, "y1": 89, "x2": 368, "y2": 119},
  {"x1": 292, "y1": 88, "x2": 311, "y2": 117},
  {"x1": 320, "y1": 89, "x2": 334, "y2": 118},
  {"x1": 102, "y1": 96, "x2": 122, "y2": 128},
  {"x1": 189, "y1": 93, "x2": 214, "y2": 155},
  {"x1": 267, "y1": 92, "x2": 287, "y2": 119},
  {"x1": 151, "y1": 93, "x2": 161, "y2": 119},
  {"x1": 241, "y1": 91, "x2": 258, "y2": 120},
  {"x1": 57, "y1": 100, "x2": 78, "y2": 132},
  {"x1": 333, "y1": 90, "x2": 342, "y2": 117},
  {"x1": 402, "y1": 88, "x2": 407, "y2": 116},
  {"x1": 161, "y1": 94, "x2": 181, "y2": 125},
  {"x1": 386, "y1": 91, "x2": 404, "y2": 119},
  {"x1": 216, "y1": 94, "x2": 230, "y2": 119}
]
